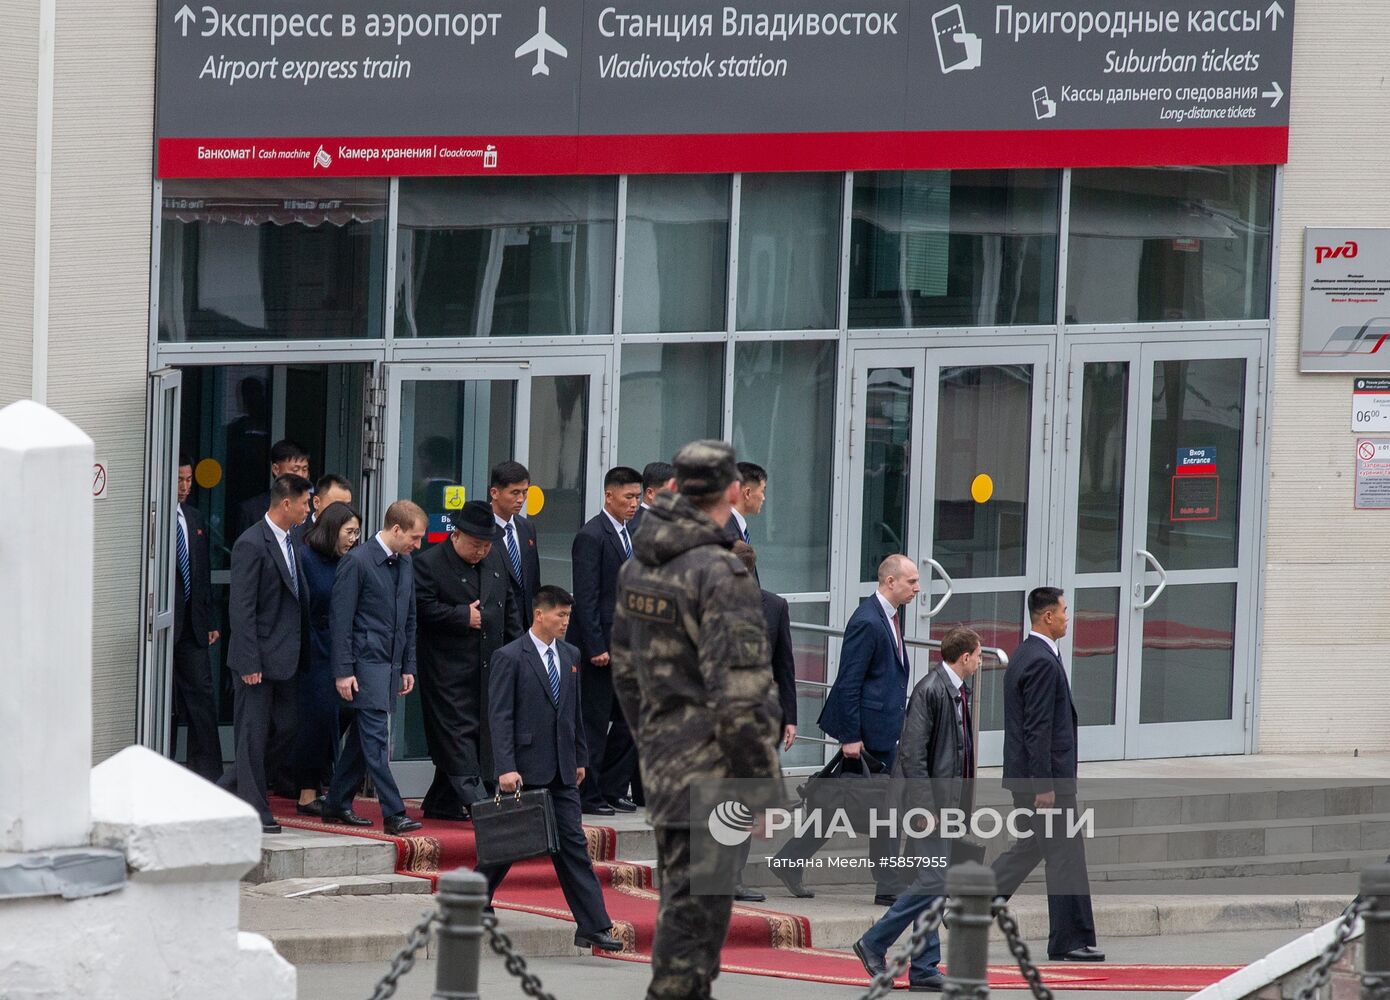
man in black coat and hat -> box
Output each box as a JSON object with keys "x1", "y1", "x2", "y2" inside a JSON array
[{"x1": 413, "y1": 499, "x2": 524, "y2": 819}]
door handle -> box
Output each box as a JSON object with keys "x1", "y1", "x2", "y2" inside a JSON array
[
  {"x1": 1134, "y1": 549, "x2": 1168, "y2": 610},
  {"x1": 919, "y1": 556, "x2": 954, "y2": 618}
]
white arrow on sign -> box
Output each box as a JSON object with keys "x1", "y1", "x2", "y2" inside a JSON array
[
  {"x1": 1262, "y1": 81, "x2": 1284, "y2": 108},
  {"x1": 1265, "y1": 0, "x2": 1285, "y2": 29},
  {"x1": 174, "y1": 4, "x2": 196, "y2": 36}
]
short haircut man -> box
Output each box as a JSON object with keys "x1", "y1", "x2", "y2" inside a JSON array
[
  {"x1": 940, "y1": 626, "x2": 981, "y2": 664},
  {"x1": 534, "y1": 584, "x2": 574, "y2": 613},
  {"x1": 491, "y1": 461, "x2": 530, "y2": 490},
  {"x1": 604, "y1": 466, "x2": 642, "y2": 490},
  {"x1": 316, "y1": 473, "x2": 352, "y2": 498},
  {"x1": 1028, "y1": 586, "x2": 1064, "y2": 620},
  {"x1": 385, "y1": 499, "x2": 427, "y2": 532},
  {"x1": 736, "y1": 462, "x2": 767, "y2": 487},
  {"x1": 270, "y1": 439, "x2": 310, "y2": 466},
  {"x1": 271, "y1": 473, "x2": 313, "y2": 505},
  {"x1": 641, "y1": 461, "x2": 675, "y2": 496}
]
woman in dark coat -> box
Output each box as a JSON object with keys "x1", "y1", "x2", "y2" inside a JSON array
[{"x1": 294, "y1": 501, "x2": 361, "y2": 815}]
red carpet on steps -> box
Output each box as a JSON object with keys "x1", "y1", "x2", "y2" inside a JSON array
[{"x1": 269, "y1": 796, "x2": 1237, "y2": 991}]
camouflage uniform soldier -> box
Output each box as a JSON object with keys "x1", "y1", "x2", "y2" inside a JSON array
[{"x1": 611, "y1": 440, "x2": 783, "y2": 1000}]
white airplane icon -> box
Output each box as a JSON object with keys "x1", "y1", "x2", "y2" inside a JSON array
[{"x1": 515, "y1": 6, "x2": 567, "y2": 76}]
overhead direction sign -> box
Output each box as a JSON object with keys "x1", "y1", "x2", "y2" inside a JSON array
[{"x1": 155, "y1": 0, "x2": 1297, "y2": 177}]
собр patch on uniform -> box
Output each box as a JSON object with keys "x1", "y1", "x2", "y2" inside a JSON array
[{"x1": 624, "y1": 587, "x2": 677, "y2": 624}]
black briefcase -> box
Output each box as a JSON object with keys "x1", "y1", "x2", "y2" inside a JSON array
[
  {"x1": 796, "y1": 750, "x2": 892, "y2": 835},
  {"x1": 470, "y1": 786, "x2": 560, "y2": 868}
]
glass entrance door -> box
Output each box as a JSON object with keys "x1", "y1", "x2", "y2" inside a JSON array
[
  {"x1": 1062, "y1": 339, "x2": 1261, "y2": 759},
  {"x1": 381, "y1": 356, "x2": 606, "y2": 793},
  {"x1": 846, "y1": 343, "x2": 1052, "y2": 766},
  {"x1": 138, "y1": 368, "x2": 183, "y2": 753}
]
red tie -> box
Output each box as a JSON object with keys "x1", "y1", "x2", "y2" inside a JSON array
[{"x1": 891, "y1": 611, "x2": 905, "y2": 665}]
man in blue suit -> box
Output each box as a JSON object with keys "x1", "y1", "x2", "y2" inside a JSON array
[
  {"x1": 324, "y1": 500, "x2": 426, "y2": 835},
  {"x1": 483, "y1": 585, "x2": 622, "y2": 953},
  {"x1": 770, "y1": 554, "x2": 920, "y2": 903},
  {"x1": 567, "y1": 466, "x2": 643, "y2": 815},
  {"x1": 992, "y1": 587, "x2": 1104, "y2": 963}
]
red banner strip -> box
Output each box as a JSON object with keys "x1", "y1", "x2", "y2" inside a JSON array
[{"x1": 158, "y1": 127, "x2": 1288, "y2": 179}]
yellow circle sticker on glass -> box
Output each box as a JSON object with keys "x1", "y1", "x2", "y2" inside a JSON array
[
  {"x1": 526, "y1": 485, "x2": 546, "y2": 516},
  {"x1": 970, "y1": 474, "x2": 994, "y2": 504},
  {"x1": 444, "y1": 485, "x2": 467, "y2": 510},
  {"x1": 194, "y1": 458, "x2": 222, "y2": 489}
]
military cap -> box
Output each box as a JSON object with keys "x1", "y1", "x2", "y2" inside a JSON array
[{"x1": 673, "y1": 440, "x2": 739, "y2": 498}]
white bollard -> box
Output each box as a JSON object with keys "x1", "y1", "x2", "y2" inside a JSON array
[{"x1": 0, "y1": 400, "x2": 94, "y2": 851}]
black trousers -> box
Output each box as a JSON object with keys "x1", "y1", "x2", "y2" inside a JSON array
[
  {"x1": 422, "y1": 769, "x2": 489, "y2": 817},
  {"x1": 172, "y1": 630, "x2": 222, "y2": 782},
  {"x1": 328, "y1": 706, "x2": 406, "y2": 818},
  {"x1": 771, "y1": 747, "x2": 901, "y2": 894},
  {"x1": 991, "y1": 792, "x2": 1097, "y2": 957},
  {"x1": 220, "y1": 673, "x2": 296, "y2": 825},
  {"x1": 480, "y1": 782, "x2": 612, "y2": 937},
  {"x1": 579, "y1": 663, "x2": 636, "y2": 809}
]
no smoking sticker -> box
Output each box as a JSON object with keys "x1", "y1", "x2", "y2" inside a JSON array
[{"x1": 1354, "y1": 439, "x2": 1390, "y2": 509}]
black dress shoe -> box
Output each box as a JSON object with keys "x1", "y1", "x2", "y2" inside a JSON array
[
  {"x1": 574, "y1": 930, "x2": 623, "y2": 952},
  {"x1": 909, "y1": 971, "x2": 946, "y2": 992},
  {"x1": 873, "y1": 894, "x2": 899, "y2": 906},
  {"x1": 607, "y1": 797, "x2": 638, "y2": 813},
  {"x1": 261, "y1": 823, "x2": 282, "y2": 834},
  {"x1": 423, "y1": 808, "x2": 471, "y2": 822},
  {"x1": 770, "y1": 867, "x2": 814, "y2": 898},
  {"x1": 852, "y1": 938, "x2": 887, "y2": 979},
  {"x1": 1049, "y1": 946, "x2": 1105, "y2": 962},
  {"x1": 733, "y1": 883, "x2": 766, "y2": 902},
  {"x1": 323, "y1": 808, "x2": 373, "y2": 827},
  {"x1": 584, "y1": 803, "x2": 616, "y2": 816},
  {"x1": 296, "y1": 798, "x2": 326, "y2": 817},
  {"x1": 384, "y1": 814, "x2": 423, "y2": 834}
]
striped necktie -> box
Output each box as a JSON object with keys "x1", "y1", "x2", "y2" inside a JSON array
[
  {"x1": 284, "y1": 535, "x2": 299, "y2": 598},
  {"x1": 505, "y1": 522, "x2": 524, "y2": 584},
  {"x1": 546, "y1": 647, "x2": 561, "y2": 703},
  {"x1": 175, "y1": 514, "x2": 192, "y2": 603},
  {"x1": 619, "y1": 525, "x2": 632, "y2": 559}
]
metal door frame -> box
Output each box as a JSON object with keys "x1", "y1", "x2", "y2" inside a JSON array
[
  {"x1": 1122, "y1": 337, "x2": 1263, "y2": 759},
  {"x1": 841, "y1": 339, "x2": 1053, "y2": 767},
  {"x1": 380, "y1": 355, "x2": 609, "y2": 793},
  {"x1": 137, "y1": 367, "x2": 183, "y2": 753}
]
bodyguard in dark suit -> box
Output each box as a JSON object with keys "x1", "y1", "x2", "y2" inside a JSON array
[
  {"x1": 483, "y1": 586, "x2": 622, "y2": 953},
  {"x1": 234, "y1": 439, "x2": 310, "y2": 540},
  {"x1": 629, "y1": 461, "x2": 675, "y2": 539},
  {"x1": 489, "y1": 461, "x2": 541, "y2": 623},
  {"x1": 173, "y1": 457, "x2": 222, "y2": 781},
  {"x1": 723, "y1": 463, "x2": 767, "y2": 583},
  {"x1": 415, "y1": 500, "x2": 524, "y2": 819},
  {"x1": 221, "y1": 473, "x2": 312, "y2": 832},
  {"x1": 993, "y1": 587, "x2": 1104, "y2": 963},
  {"x1": 567, "y1": 466, "x2": 642, "y2": 815},
  {"x1": 770, "y1": 554, "x2": 920, "y2": 902},
  {"x1": 324, "y1": 500, "x2": 427, "y2": 835}
]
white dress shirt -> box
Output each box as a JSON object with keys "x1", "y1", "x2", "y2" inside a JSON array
[
  {"x1": 375, "y1": 532, "x2": 395, "y2": 559},
  {"x1": 529, "y1": 629, "x2": 560, "y2": 664},
  {"x1": 264, "y1": 513, "x2": 295, "y2": 575},
  {"x1": 602, "y1": 508, "x2": 632, "y2": 553},
  {"x1": 875, "y1": 591, "x2": 905, "y2": 663},
  {"x1": 1028, "y1": 629, "x2": 1060, "y2": 659},
  {"x1": 730, "y1": 507, "x2": 749, "y2": 540},
  {"x1": 942, "y1": 660, "x2": 967, "y2": 739}
]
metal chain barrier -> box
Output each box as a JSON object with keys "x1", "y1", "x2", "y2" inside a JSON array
[
  {"x1": 856, "y1": 896, "x2": 949, "y2": 1000},
  {"x1": 368, "y1": 908, "x2": 439, "y2": 1000},
  {"x1": 1293, "y1": 895, "x2": 1372, "y2": 1000},
  {"x1": 993, "y1": 902, "x2": 1054, "y2": 1000},
  {"x1": 483, "y1": 912, "x2": 559, "y2": 1000}
]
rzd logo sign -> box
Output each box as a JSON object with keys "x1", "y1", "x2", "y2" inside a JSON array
[{"x1": 1315, "y1": 241, "x2": 1359, "y2": 264}]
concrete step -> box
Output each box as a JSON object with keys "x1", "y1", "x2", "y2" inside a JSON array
[
  {"x1": 244, "y1": 874, "x2": 431, "y2": 898},
  {"x1": 242, "y1": 889, "x2": 1349, "y2": 965},
  {"x1": 246, "y1": 828, "x2": 398, "y2": 883},
  {"x1": 1090, "y1": 848, "x2": 1390, "y2": 882}
]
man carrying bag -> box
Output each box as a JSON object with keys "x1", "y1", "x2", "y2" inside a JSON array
[{"x1": 476, "y1": 584, "x2": 622, "y2": 953}]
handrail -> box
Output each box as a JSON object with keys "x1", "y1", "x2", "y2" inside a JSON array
[{"x1": 784, "y1": 618, "x2": 1006, "y2": 756}]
